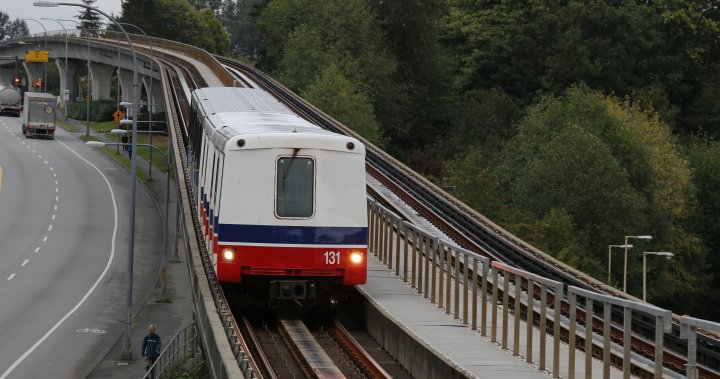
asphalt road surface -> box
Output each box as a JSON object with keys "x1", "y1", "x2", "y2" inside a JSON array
[{"x1": 0, "y1": 116, "x2": 162, "y2": 378}]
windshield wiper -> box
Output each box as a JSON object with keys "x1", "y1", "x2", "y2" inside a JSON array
[{"x1": 283, "y1": 148, "x2": 301, "y2": 181}]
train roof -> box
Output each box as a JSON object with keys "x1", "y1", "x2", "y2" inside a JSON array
[
  {"x1": 193, "y1": 87, "x2": 361, "y2": 153},
  {"x1": 192, "y1": 87, "x2": 296, "y2": 116},
  {"x1": 24, "y1": 92, "x2": 56, "y2": 100}
]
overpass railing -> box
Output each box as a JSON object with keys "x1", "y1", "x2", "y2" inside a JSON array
[{"x1": 368, "y1": 198, "x2": 683, "y2": 379}]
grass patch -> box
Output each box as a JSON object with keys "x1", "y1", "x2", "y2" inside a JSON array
[
  {"x1": 56, "y1": 119, "x2": 80, "y2": 133},
  {"x1": 109, "y1": 133, "x2": 171, "y2": 173},
  {"x1": 99, "y1": 146, "x2": 151, "y2": 182}
]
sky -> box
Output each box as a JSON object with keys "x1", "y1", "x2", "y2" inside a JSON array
[{"x1": 3, "y1": 1, "x2": 123, "y2": 35}]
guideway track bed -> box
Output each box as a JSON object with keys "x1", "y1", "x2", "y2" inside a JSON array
[
  {"x1": 240, "y1": 314, "x2": 394, "y2": 379},
  {"x1": 213, "y1": 55, "x2": 720, "y2": 378}
]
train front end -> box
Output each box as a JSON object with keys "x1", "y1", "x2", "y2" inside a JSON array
[{"x1": 213, "y1": 125, "x2": 368, "y2": 306}]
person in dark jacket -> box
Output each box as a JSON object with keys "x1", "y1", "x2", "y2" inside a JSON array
[{"x1": 141, "y1": 324, "x2": 162, "y2": 371}]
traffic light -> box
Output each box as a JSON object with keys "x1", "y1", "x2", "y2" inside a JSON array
[
  {"x1": 33, "y1": 78, "x2": 42, "y2": 88},
  {"x1": 12, "y1": 76, "x2": 21, "y2": 86}
]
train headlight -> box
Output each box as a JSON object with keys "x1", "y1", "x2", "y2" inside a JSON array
[
  {"x1": 350, "y1": 252, "x2": 363, "y2": 264},
  {"x1": 222, "y1": 247, "x2": 235, "y2": 261}
]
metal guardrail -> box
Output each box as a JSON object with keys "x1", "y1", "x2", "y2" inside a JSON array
[
  {"x1": 568, "y1": 286, "x2": 672, "y2": 379},
  {"x1": 368, "y1": 198, "x2": 685, "y2": 379},
  {"x1": 143, "y1": 321, "x2": 200, "y2": 379},
  {"x1": 681, "y1": 317, "x2": 720, "y2": 379}
]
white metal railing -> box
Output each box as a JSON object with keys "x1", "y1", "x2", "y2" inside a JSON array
[
  {"x1": 680, "y1": 316, "x2": 720, "y2": 379},
  {"x1": 367, "y1": 198, "x2": 688, "y2": 379}
]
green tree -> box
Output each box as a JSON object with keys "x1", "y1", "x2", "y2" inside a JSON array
[
  {"x1": 77, "y1": 0, "x2": 104, "y2": 36},
  {"x1": 301, "y1": 64, "x2": 383, "y2": 147},
  {"x1": 0, "y1": 11, "x2": 28, "y2": 40},
  {"x1": 121, "y1": 0, "x2": 229, "y2": 54},
  {"x1": 687, "y1": 137, "x2": 720, "y2": 317},
  {"x1": 197, "y1": 8, "x2": 231, "y2": 55},
  {"x1": 445, "y1": 86, "x2": 708, "y2": 312}
]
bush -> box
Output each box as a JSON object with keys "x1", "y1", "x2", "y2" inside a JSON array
[{"x1": 67, "y1": 99, "x2": 116, "y2": 122}]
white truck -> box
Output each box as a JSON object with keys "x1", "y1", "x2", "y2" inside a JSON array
[{"x1": 22, "y1": 92, "x2": 57, "y2": 139}]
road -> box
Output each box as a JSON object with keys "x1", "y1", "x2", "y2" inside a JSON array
[{"x1": 0, "y1": 116, "x2": 163, "y2": 378}]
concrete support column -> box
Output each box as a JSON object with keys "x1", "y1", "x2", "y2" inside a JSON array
[
  {"x1": 22, "y1": 61, "x2": 44, "y2": 93},
  {"x1": 64, "y1": 60, "x2": 81, "y2": 105},
  {"x1": 0, "y1": 67, "x2": 15, "y2": 84},
  {"x1": 55, "y1": 60, "x2": 70, "y2": 109},
  {"x1": 141, "y1": 76, "x2": 163, "y2": 114},
  {"x1": 118, "y1": 68, "x2": 134, "y2": 105},
  {"x1": 89, "y1": 62, "x2": 115, "y2": 101}
]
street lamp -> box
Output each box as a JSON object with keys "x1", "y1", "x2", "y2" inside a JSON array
[
  {"x1": 642, "y1": 252, "x2": 673, "y2": 302},
  {"x1": 117, "y1": 22, "x2": 156, "y2": 180},
  {"x1": 40, "y1": 18, "x2": 68, "y2": 118},
  {"x1": 608, "y1": 244, "x2": 633, "y2": 285},
  {"x1": 35, "y1": 0, "x2": 142, "y2": 360},
  {"x1": 624, "y1": 235, "x2": 652, "y2": 293},
  {"x1": 20, "y1": 18, "x2": 47, "y2": 92}
]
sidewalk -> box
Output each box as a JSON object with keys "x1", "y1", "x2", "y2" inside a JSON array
[{"x1": 60, "y1": 118, "x2": 196, "y2": 378}]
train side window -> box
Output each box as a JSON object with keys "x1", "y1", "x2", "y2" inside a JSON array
[{"x1": 276, "y1": 157, "x2": 314, "y2": 218}]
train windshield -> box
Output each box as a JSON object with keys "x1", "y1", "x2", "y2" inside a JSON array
[{"x1": 276, "y1": 157, "x2": 314, "y2": 218}]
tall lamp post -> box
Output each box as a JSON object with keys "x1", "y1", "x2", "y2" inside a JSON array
[
  {"x1": 20, "y1": 18, "x2": 48, "y2": 92},
  {"x1": 623, "y1": 235, "x2": 652, "y2": 293},
  {"x1": 34, "y1": 0, "x2": 141, "y2": 360},
  {"x1": 117, "y1": 22, "x2": 156, "y2": 180},
  {"x1": 608, "y1": 244, "x2": 632, "y2": 285},
  {"x1": 642, "y1": 251, "x2": 673, "y2": 302},
  {"x1": 40, "y1": 18, "x2": 68, "y2": 118}
]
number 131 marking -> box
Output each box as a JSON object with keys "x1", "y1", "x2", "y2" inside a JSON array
[{"x1": 324, "y1": 251, "x2": 340, "y2": 265}]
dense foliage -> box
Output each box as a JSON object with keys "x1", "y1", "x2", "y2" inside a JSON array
[
  {"x1": 120, "y1": 0, "x2": 230, "y2": 55},
  {"x1": 121, "y1": 0, "x2": 720, "y2": 319},
  {"x1": 0, "y1": 11, "x2": 28, "y2": 40}
]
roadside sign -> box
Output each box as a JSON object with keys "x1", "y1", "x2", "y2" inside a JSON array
[
  {"x1": 26, "y1": 50, "x2": 49, "y2": 63},
  {"x1": 113, "y1": 110, "x2": 124, "y2": 126},
  {"x1": 63, "y1": 89, "x2": 69, "y2": 101}
]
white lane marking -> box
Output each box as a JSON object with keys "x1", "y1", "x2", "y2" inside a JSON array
[
  {"x1": 53, "y1": 173, "x2": 56, "y2": 178},
  {"x1": 51, "y1": 214, "x2": 56, "y2": 220},
  {"x1": 49, "y1": 167, "x2": 53, "y2": 171},
  {"x1": 55, "y1": 188, "x2": 58, "y2": 193},
  {"x1": 0, "y1": 139, "x2": 119, "y2": 379},
  {"x1": 54, "y1": 205, "x2": 57, "y2": 211},
  {"x1": 42, "y1": 236, "x2": 47, "y2": 242},
  {"x1": 34, "y1": 247, "x2": 40, "y2": 253},
  {"x1": 54, "y1": 180, "x2": 58, "y2": 185},
  {"x1": 38, "y1": 155, "x2": 41, "y2": 159},
  {"x1": 44, "y1": 161, "x2": 48, "y2": 165},
  {"x1": 55, "y1": 196, "x2": 58, "y2": 202},
  {"x1": 32, "y1": 150, "x2": 36, "y2": 154},
  {"x1": 48, "y1": 225, "x2": 52, "y2": 231},
  {"x1": 7, "y1": 274, "x2": 15, "y2": 281},
  {"x1": 21, "y1": 260, "x2": 28, "y2": 267},
  {"x1": 21, "y1": 141, "x2": 25, "y2": 145}
]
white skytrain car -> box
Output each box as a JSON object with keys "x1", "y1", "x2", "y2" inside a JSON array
[{"x1": 188, "y1": 87, "x2": 368, "y2": 305}]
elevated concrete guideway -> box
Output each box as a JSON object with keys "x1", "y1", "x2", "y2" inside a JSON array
[{"x1": 0, "y1": 31, "x2": 163, "y2": 114}]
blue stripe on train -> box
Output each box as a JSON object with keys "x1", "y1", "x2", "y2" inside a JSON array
[{"x1": 218, "y1": 224, "x2": 368, "y2": 245}]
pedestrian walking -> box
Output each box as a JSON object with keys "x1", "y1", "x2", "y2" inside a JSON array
[
  {"x1": 142, "y1": 324, "x2": 161, "y2": 374},
  {"x1": 121, "y1": 134, "x2": 128, "y2": 151},
  {"x1": 127, "y1": 135, "x2": 133, "y2": 158}
]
